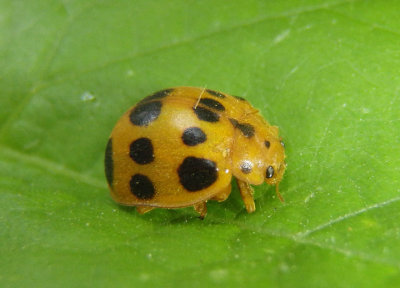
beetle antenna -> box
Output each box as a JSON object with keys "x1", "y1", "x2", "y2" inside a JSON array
[
  {"x1": 193, "y1": 87, "x2": 206, "y2": 109},
  {"x1": 276, "y1": 184, "x2": 284, "y2": 202}
]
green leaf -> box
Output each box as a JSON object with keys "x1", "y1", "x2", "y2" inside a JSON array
[{"x1": 1, "y1": 1, "x2": 399, "y2": 287}]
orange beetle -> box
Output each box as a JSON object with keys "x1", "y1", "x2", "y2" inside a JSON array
[{"x1": 105, "y1": 87, "x2": 286, "y2": 218}]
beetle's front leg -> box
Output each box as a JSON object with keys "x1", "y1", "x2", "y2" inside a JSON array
[{"x1": 236, "y1": 179, "x2": 255, "y2": 213}]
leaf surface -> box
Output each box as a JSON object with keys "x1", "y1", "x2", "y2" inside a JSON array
[{"x1": 1, "y1": 1, "x2": 399, "y2": 287}]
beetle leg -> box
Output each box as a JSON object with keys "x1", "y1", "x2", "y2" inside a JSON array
[
  {"x1": 193, "y1": 202, "x2": 207, "y2": 219},
  {"x1": 236, "y1": 179, "x2": 255, "y2": 213},
  {"x1": 136, "y1": 206, "x2": 154, "y2": 214},
  {"x1": 211, "y1": 183, "x2": 232, "y2": 202}
]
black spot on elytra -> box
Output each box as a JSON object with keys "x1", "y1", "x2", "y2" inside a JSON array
[
  {"x1": 130, "y1": 137, "x2": 154, "y2": 164},
  {"x1": 178, "y1": 157, "x2": 218, "y2": 191},
  {"x1": 182, "y1": 127, "x2": 207, "y2": 146},
  {"x1": 130, "y1": 101, "x2": 162, "y2": 126},
  {"x1": 193, "y1": 106, "x2": 220, "y2": 122},
  {"x1": 130, "y1": 174, "x2": 155, "y2": 199},
  {"x1": 229, "y1": 118, "x2": 255, "y2": 138},
  {"x1": 265, "y1": 140, "x2": 271, "y2": 148},
  {"x1": 104, "y1": 138, "x2": 113, "y2": 187},
  {"x1": 206, "y1": 89, "x2": 225, "y2": 98},
  {"x1": 229, "y1": 118, "x2": 239, "y2": 127},
  {"x1": 240, "y1": 161, "x2": 252, "y2": 174},
  {"x1": 199, "y1": 98, "x2": 225, "y2": 111},
  {"x1": 139, "y1": 88, "x2": 173, "y2": 104},
  {"x1": 233, "y1": 95, "x2": 246, "y2": 101},
  {"x1": 237, "y1": 123, "x2": 255, "y2": 137},
  {"x1": 266, "y1": 166, "x2": 274, "y2": 179}
]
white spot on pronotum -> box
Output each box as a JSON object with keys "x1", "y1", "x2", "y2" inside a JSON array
[
  {"x1": 274, "y1": 29, "x2": 290, "y2": 44},
  {"x1": 240, "y1": 160, "x2": 253, "y2": 173},
  {"x1": 81, "y1": 91, "x2": 95, "y2": 102}
]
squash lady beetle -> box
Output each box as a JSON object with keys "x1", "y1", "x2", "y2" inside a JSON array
[{"x1": 105, "y1": 87, "x2": 286, "y2": 218}]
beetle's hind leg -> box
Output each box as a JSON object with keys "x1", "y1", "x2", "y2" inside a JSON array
[{"x1": 193, "y1": 202, "x2": 207, "y2": 219}]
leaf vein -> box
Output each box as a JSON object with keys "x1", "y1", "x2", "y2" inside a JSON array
[{"x1": 298, "y1": 196, "x2": 400, "y2": 237}]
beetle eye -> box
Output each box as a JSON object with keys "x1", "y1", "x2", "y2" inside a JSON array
[{"x1": 266, "y1": 166, "x2": 274, "y2": 178}]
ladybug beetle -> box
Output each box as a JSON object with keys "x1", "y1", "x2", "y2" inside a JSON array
[{"x1": 105, "y1": 87, "x2": 286, "y2": 218}]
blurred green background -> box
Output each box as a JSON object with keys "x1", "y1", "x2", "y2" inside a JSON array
[{"x1": 1, "y1": 0, "x2": 399, "y2": 287}]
